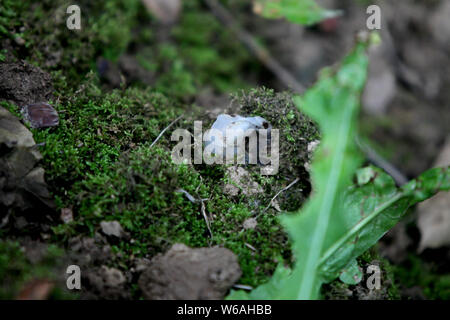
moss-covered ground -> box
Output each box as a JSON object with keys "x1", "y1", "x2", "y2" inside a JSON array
[
  {"x1": 0, "y1": 0, "x2": 315, "y2": 298},
  {"x1": 1, "y1": 0, "x2": 447, "y2": 300}
]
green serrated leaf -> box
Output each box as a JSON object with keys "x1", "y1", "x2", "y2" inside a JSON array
[
  {"x1": 320, "y1": 165, "x2": 450, "y2": 283},
  {"x1": 229, "y1": 35, "x2": 373, "y2": 300},
  {"x1": 228, "y1": 32, "x2": 450, "y2": 300}
]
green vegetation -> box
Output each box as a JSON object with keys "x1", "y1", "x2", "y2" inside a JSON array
[
  {"x1": 228, "y1": 33, "x2": 449, "y2": 300},
  {"x1": 1, "y1": 0, "x2": 448, "y2": 300},
  {"x1": 0, "y1": 0, "x2": 317, "y2": 288},
  {"x1": 394, "y1": 254, "x2": 450, "y2": 300},
  {"x1": 0, "y1": 240, "x2": 72, "y2": 299},
  {"x1": 32, "y1": 83, "x2": 318, "y2": 287},
  {"x1": 253, "y1": 0, "x2": 341, "y2": 25},
  {"x1": 0, "y1": 0, "x2": 272, "y2": 291}
]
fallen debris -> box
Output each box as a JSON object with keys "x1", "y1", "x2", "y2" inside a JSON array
[
  {"x1": 100, "y1": 220, "x2": 125, "y2": 238},
  {"x1": 0, "y1": 60, "x2": 53, "y2": 107},
  {"x1": 60, "y1": 208, "x2": 73, "y2": 224},
  {"x1": 21, "y1": 102, "x2": 59, "y2": 129},
  {"x1": 417, "y1": 135, "x2": 450, "y2": 251}
]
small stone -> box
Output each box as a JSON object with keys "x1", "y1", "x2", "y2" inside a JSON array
[
  {"x1": 60, "y1": 208, "x2": 73, "y2": 224},
  {"x1": 21, "y1": 102, "x2": 59, "y2": 129},
  {"x1": 100, "y1": 220, "x2": 124, "y2": 238},
  {"x1": 307, "y1": 140, "x2": 320, "y2": 153},
  {"x1": 243, "y1": 218, "x2": 257, "y2": 230},
  {"x1": 100, "y1": 266, "x2": 126, "y2": 287},
  {"x1": 0, "y1": 61, "x2": 53, "y2": 106},
  {"x1": 134, "y1": 258, "x2": 151, "y2": 273},
  {"x1": 14, "y1": 36, "x2": 26, "y2": 46},
  {"x1": 138, "y1": 243, "x2": 241, "y2": 300}
]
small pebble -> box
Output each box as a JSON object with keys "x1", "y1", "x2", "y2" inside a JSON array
[
  {"x1": 21, "y1": 102, "x2": 59, "y2": 128},
  {"x1": 100, "y1": 220, "x2": 124, "y2": 238}
]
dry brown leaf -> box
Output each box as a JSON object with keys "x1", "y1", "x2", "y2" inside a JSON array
[
  {"x1": 417, "y1": 135, "x2": 450, "y2": 251},
  {"x1": 17, "y1": 279, "x2": 54, "y2": 300}
]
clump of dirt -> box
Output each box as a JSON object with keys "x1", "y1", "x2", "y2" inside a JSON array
[
  {"x1": 82, "y1": 266, "x2": 130, "y2": 300},
  {"x1": 65, "y1": 234, "x2": 133, "y2": 299},
  {"x1": 229, "y1": 87, "x2": 319, "y2": 211},
  {"x1": 138, "y1": 243, "x2": 241, "y2": 300},
  {"x1": 0, "y1": 60, "x2": 53, "y2": 107}
]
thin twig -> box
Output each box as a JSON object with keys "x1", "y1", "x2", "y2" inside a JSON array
[
  {"x1": 0, "y1": 213, "x2": 10, "y2": 229},
  {"x1": 261, "y1": 177, "x2": 300, "y2": 215},
  {"x1": 176, "y1": 189, "x2": 213, "y2": 238},
  {"x1": 233, "y1": 284, "x2": 254, "y2": 291},
  {"x1": 149, "y1": 115, "x2": 183, "y2": 148},
  {"x1": 203, "y1": 0, "x2": 305, "y2": 93},
  {"x1": 176, "y1": 188, "x2": 197, "y2": 203},
  {"x1": 200, "y1": 199, "x2": 213, "y2": 238},
  {"x1": 356, "y1": 137, "x2": 408, "y2": 186},
  {"x1": 245, "y1": 242, "x2": 257, "y2": 251}
]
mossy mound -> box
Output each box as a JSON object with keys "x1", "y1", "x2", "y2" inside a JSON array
[
  {"x1": 34, "y1": 83, "x2": 316, "y2": 287},
  {"x1": 231, "y1": 87, "x2": 320, "y2": 211}
]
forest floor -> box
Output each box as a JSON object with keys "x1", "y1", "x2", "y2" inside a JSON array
[{"x1": 0, "y1": 0, "x2": 449, "y2": 299}]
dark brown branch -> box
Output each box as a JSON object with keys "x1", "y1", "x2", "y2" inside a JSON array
[{"x1": 203, "y1": 0, "x2": 306, "y2": 93}]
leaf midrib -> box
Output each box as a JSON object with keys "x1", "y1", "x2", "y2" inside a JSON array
[
  {"x1": 297, "y1": 102, "x2": 355, "y2": 299},
  {"x1": 317, "y1": 191, "x2": 403, "y2": 268}
]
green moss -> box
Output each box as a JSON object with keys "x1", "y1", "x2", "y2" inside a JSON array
[
  {"x1": 394, "y1": 254, "x2": 450, "y2": 300},
  {"x1": 2, "y1": 0, "x2": 254, "y2": 97},
  {"x1": 172, "y1": 2, "x2": 256, "y2": 93},
  {"x1": 1, "y1": 1, "x2": 315, "y2": 294},
  {"x1": 0, "y1": 1, "x2": 30, "y2": 38},
  {"x1": 24, "y1": 77, "x2": 295, "y2": 287}
]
